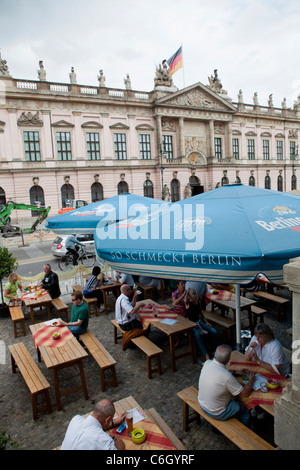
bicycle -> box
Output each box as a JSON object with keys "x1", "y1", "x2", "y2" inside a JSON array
[{"x1": 58, "y1": 245, "x2": 96, "y2": 271}]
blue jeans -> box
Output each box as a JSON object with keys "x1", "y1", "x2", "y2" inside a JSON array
[
  {"x1": 67, "y1": 325, "x2": 87, "y2": 337},
  {"x1": 193, "y1": 321, "x2": 217, "y2": 356},
  {"x1": 201, "y1": 399, "x2": 252, "y2": 428}
]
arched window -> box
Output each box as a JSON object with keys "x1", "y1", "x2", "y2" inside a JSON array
[
  {"x1": 29, "y1": 185, "x2": 45, "y2": 216},
  {"x1": 171, "y1": 179, "x2": 180, "y2": 202},
  {"x1": 221, "y1": 176, "x2": 229, "y2": 186},
  {"x1": 265, "y1": 175, "x2": 271, "y2": 189},
  {"x1": 117, "y1": 180, "x2": 129, "y2": 194},
  {"x1": 91, "y1": 182, "x2": 103, "y2": 202},
  {"x1": 143, "y1": 180, "x2": 154, "y2": 198},
  {"x1": 277, "y1": 174, "x2": 283, "y2": 192},
  {"x1": 61, "y1": 183, "x2": 75, "y2": 208},
  {"x1": 249, "y1": 175, "x2": 255, "y2": 186},
  {"x1": 292, "y1": 174, "x2": 297, "y2": 190},
  {"x1": 0, "y1": 186, "x2": 6, "y2": 208}
]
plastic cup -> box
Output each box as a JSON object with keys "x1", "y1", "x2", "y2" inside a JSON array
[{"x1": 126, "y1": 411, "x2": 133, "y2": 435}]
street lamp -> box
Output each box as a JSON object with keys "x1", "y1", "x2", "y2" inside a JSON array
[
  {"x1": 160, "y1": 142, "x2": 166, "y2": 200},
  {"x1": 292, "y1": 144, "x2": 298, "y2": 190}
]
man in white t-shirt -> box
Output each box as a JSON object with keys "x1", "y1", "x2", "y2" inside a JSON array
[
  {"x1": 115, "y1": 284, "x2": 145, "y2": 331},
  {"x1": 61, "y1": 399, "x2": 125, "y2": 450},
  {"x1": 198, "y1": 344, "x2": 255, "y2": 427}
]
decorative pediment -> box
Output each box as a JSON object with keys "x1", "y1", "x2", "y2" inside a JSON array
[
  {"x1": 17, "y1": 111, "x2": 43, "y2": 127},
  {"x1": 81, "y1": 121, "x2": 103, "y2": 129},
  {"x1": 245, "y1": 130, "x2": 257, "y2": 136},
  {"x1": 51, "y1": 120, "x2": 74, "y2": 128},
  {"x1": 275, "y1": 133, "x2": 285, "y2": 138},
  {"x1": 260, "y1": 131, "x2": 272, "y2": 137},
  {"x1": 135, "y1": 123, "x2": 154, "y2": 131},
  {"x1": 155, "y1": 82, "x2": 237, "y2": 113},
  {"x1": 109, "y1": 122, "x2": 130, "y2": 130}
]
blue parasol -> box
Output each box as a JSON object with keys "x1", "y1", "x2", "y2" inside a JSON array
[
  {"x1": 45, "y1": 193, "x2": 167, "y2": 234},
  {"x1": 94, "y1": 184, "x2": 300, "y2": 348}
]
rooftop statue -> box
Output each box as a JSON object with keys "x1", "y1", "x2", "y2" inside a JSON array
[
  {"x1": 0, "y1": 51, "x2": 11, "y2": 77},
  {"x1": 208, "y1": 69, "x2": 224, "y2": 94},
  {"x1": 154, "y1": 60, "x2": 173, "y2": 87}
]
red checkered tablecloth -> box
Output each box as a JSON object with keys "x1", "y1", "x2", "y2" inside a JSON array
[
  {"x1": 32, "y1": 324, "x2": 73, "y2": 348},
  {"x1": 229, "y1": 361, "x2": 290, "y2": 409},
  {"x1": 138, "y1": 304, "x2": 178, "y2": 329},
  {"x1": 21, "y1": 288, "x2": 49, "y2": 301},
  {"x1": 110, "y1": 419, "x2": 176, "y2": 450}
]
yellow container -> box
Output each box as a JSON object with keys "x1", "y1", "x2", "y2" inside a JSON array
[{"x1": 131, "y1": 429, "x2": 146, "y2": 444}]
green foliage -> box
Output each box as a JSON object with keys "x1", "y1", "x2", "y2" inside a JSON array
[
  {"x1": 0, "y1": 427, "x2": 19, "y2": 450},
  {"x1": 0, "y1": 247, "x2": 18, "y2": 304}
]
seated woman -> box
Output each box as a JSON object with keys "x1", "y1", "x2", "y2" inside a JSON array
[
  {"x1": 83, "y1": 266, "x2": 105, "y2": 313},
  {"x1": 171, "y1": 280, "x2": 186, "y2": 316},
  {"x1": 4, "y1": 272, "x2": 24, "y2": 306},
  {"x1": 185, "y1": 288, "x2": 218, "y2": 362},
  {"x1": 245, "y1": 323, "x2": 290, "y2": 377}
]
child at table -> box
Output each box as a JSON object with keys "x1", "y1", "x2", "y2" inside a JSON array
[{"x1": 185, "y1": 288, "x2": 218, "y2": 362}]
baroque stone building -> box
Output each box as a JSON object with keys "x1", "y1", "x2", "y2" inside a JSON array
[{"x1": 0, "y1": 52, "x2": 299, "y2": 218}]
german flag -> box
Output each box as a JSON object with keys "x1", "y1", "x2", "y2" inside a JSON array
[{"x1": 166, "y1": 46, "x2": 183, "y2": 76}]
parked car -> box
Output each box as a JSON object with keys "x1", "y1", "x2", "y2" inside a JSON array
[{"x1": 51, "y1": 233, "x2": 95, "y2": 257}]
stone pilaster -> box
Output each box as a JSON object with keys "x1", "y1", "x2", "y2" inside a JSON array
[{"x1": 274, "y1": 257, "x2": 300, "y2": 449}]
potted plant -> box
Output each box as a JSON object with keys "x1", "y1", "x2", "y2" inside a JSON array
[
  {"x1": 0, "y1": 427, "x2": 19, "y2": 450},
  {"x1": 0, "y1": 247, "x2": 18, "y2": 318}
]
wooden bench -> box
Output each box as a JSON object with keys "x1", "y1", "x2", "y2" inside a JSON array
[
  {"x1": 72, "y1": 285, "x2": 98, "y2": 317},
  {"x1": 8, "y1": 342, "x2": 52, "y2": 421},
  {"x1": 146, "y1": 408, "x2": 186, "y2": 450},
  {"x1": 79, "y1": 329, "x2": 117, "y2": 392},
  {"x1": 202, "y1": 310, "x2": 235, "y2": 342},
  {"x1": 51, "y1": 297, "x2": 69, "y2": 322},
  {"x1": 250, "y1": 305, "x2": 267, "y2": 330},
  {"x1": 177, "y1": 386, "x2": 274, "y2": 450},
  {"x1": 137, "y1": 279, "x2": 165, "y2": 300},
  {"x1": 252, "y1": 291, "x2": 290, "y2": 321},
  {"x1": 131, "y1": 335, "x2": 163, "y2": 379},
  {"x1": 111, "y1": 319, "x2": 125, "y2": 344},
  {"x1": 9, "y1": 306, "x2": 26, "y2": 338}
]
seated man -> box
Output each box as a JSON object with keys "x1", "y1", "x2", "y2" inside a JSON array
[
  {"x1": 139, "y1": 276, "x2": 161, "y2": 291},
  {"x1": 115, "y1": 284, "x2": 145, "y2": 331},
  {"x1": 59, "y1": 290, "x2": 89, "y2": 337},
  {"x1": 61, "y1": 399, "x2": 125, "y2": 450},
  {"x1": 65, "y1": 234, "x2": 85, "y2": 266},
  {"x1": 39, "y1": 264, "x2": 61, "y2": 299},
  {"x1": 116, "y1": 271, "x2": 134, "y2": 287},
  {"x1": 198, "y1": 344, "x2": 255, "y2": 428}
]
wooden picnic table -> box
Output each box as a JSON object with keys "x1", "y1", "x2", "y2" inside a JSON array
[
  {"x1": 138, "y1": 303, "x2": 197, "y2": 372},
  {"x1": 99, "y1": 280, "x2": 121, "y2": 313},
  {"x1": 22, "y1": 289, "x2": 53, "y2": 324},
  {"x1": 29, "y1": 322, "x2": 89, "y2": 411},
  {"x1": 207, "y1": 290, "x2": 257, "y2": 331},
  {"x1": 229, "y1": 349, "x2": 290, "y2": 416},
  {"x1": 87, "y1": 395, "x2": 185, "y2": 450}
]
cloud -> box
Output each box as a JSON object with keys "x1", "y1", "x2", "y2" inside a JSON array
[{"x1": 1, "y1": 0, "x2": 300, "y2": 106}]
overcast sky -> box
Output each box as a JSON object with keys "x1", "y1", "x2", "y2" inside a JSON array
[{"x1": 1, "y1": 0, "x2": 300, "y2": 108}]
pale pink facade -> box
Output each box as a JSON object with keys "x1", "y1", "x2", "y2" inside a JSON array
[{"x1": 0, "y1": 54, "x2": 299, "y2": 223}]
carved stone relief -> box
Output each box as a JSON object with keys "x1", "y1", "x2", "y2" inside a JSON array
[
  {"x1": 17, "y1": 111, "x2": 43, "y2": 127},
  {"x1": 167, "y1": 89, "x2": 229, "y2": 111}
]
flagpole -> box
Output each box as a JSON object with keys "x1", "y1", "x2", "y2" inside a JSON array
[{"x1": 181, "y1": 43, "x2": 185, "y2": 89}]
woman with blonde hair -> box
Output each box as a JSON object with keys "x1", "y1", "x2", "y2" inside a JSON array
[{"x1": 4, "y1": 272, "x2": 24, "y2": 305}]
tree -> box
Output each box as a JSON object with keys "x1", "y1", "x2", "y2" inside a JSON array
[{"x1": 0, "y1": 247, "x2": 18, "y2": 305}]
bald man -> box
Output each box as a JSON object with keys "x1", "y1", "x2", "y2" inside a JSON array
[
  {"x1": 61, "y1": 399, "x2": 125, "y2": 450},
  {"x1": 115, "y1": 284, "x2": 145, "y2": 331}
]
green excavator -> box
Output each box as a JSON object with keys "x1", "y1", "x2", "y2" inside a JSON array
[{"x1": 0, "y1": 202, "x2": 51, "y2": 238}]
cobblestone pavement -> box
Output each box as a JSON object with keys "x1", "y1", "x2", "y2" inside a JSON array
[{"x1": 0, "y1": 281, "x2": 292, "y2": 451}]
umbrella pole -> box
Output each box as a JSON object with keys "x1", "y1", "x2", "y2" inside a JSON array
[{"x1": 235, "y1": 284, "x2": 242, "y2": 351}]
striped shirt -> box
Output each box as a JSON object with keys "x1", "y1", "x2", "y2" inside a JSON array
[{"x1": 83, "y1": 275, "x2": 100, "y2": 294}]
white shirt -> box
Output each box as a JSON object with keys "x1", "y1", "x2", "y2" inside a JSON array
[
  {"x1": 118, "y1": 273, "x2": 134, "y2": 286},
  {"x1": 61, "y1": 415, "x2": 117, "y2": 450},
  {"x1": 115, "y1": 293, "x2": 137, "y2": 325},
  {"x1": 198, "y1": 359, "x2": 243, "y2": 416},
  {"x1": 246, "y1": 335, "x2": 290, "y2": 377}
]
